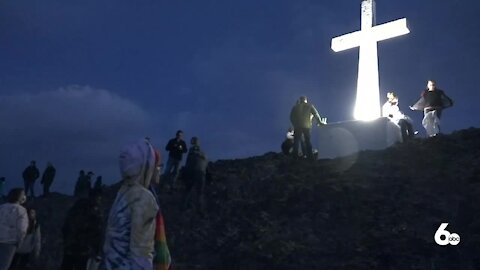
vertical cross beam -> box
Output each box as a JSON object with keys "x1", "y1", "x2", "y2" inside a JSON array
[{"x1": 331, "y1": 0, "x2": 409, "y2": 121}]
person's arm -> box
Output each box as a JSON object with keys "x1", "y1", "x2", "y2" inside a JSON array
[
  {"x1": 17, "y1": 207, "x2": 29, "y2": 245},
  {"x1": 441, "y1": 91, "x2": 454, "y2": 108},
  {"x1": 165, "y1": 140, "x2": 172, "y2": 152},
  {"x1": 382, "y1": 102, "x2": 391, "y2": 118},
  {"x1": 310, "y1": 105, "x2": 323, "y2": 125},
  {"x1": 130, "y1": 193, "x2": 158, "y2": 262},
  {"x1": 410, "y1": 95, "x2": 425, "y2": 111},
  {"x1": 33, "y1": 225, "x2": 41, "y2": 259}
]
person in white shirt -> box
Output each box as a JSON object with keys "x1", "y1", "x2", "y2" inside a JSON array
[
  {"x1": 382, "y1": 92, "x2": 414, "y2": 142},
  {"x1": 0, "y1": 188, "x2": 28, "y2": 270}
]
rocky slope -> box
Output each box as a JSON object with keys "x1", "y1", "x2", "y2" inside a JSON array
[{"x1": 28, "y1": 128, "x2": 480, "y2": 269}]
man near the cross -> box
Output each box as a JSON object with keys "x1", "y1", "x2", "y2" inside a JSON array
[
  {"x1": 290, "y1": 96, "x2": 326, "y2": 160},
  {"x1": 410, "y1": 80, "x2": 453, "y2": 137}
]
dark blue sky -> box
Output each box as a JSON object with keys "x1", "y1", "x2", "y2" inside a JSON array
[{"x1": 1, "y1": 0, "x2": 479, "y2": 193}]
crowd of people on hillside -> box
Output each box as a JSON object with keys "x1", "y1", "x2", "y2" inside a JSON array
[
  {"x1": 0, "y1": 131, "x2": 211, "y2": 270},
  {"x1": 0, "y1": 79, "x2": 453, "y2": 270}
]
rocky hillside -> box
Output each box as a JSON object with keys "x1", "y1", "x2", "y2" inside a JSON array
[{"x1": 27, "y1": 128, "x2": 480, "y2": 269}]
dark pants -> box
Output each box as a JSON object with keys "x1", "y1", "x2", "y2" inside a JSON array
[
  {"x1": 24, "y1": 179, "x2": 35, "y2": 197},
  {"x1": 183, "y1": 171, "x2": 206, "y2": 212},
  {"x1": 0, "y1": 243, "x2": 16, "y2": 270},
  {"x1": 398, "y1": 119, "x2": 414, "y2": 141},
  {"x1": 293, "y1": 127, "x2": 313, "y2": 159},
  {"x1": 9, "y1": 253, "x2": 31, "y2": 270},
  {"x1": 43, "y1": 181, "x2": 52, "y2": 196},
  {"x1": 60, "y1": 254, "x2": 88, "y2": 270},
  {"x1": 164, "y1": 157, "x2": 181, "y2": 188}
]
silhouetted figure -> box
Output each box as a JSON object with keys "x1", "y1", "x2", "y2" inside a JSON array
[
  {"x1": 183, "y1": 137, "x2": 208, "y2": 214},
  {"x1": 164, "y1": 130, "x2": 187, "y2": 190},
  {"x1": 290, "y1": 96, "x2": 326, "y2": 160},
  {"x1": 0, "y1": 188, "x2": 28, "y2": 270},
  {"x1": 411, "y1": 80, "x2": 453, "y2": 137},
  {"x1": 40, "y1": 162, "x2": 56, "y2": 197},
  {"x1": 382, "y1": 92, "x2": 414, "y2": 142},
  {"x1": 74, "y1": 171, "x2": 91, "y2": 198},
  {"x1": 22, "y1": 161, "x2": 39, "y2": 198},
  {"x1": 0, "y1": 177, "x2": 5, "y2": 199},
  {"x1": 61, "y1": 191, "x2": 103, "y2": 270},
  {"x1": 93, "y1": 176, "x2": 103, "y2": 193},
  {"x1": 9, "y1": 208, "x2": 41, "y2": 270}
]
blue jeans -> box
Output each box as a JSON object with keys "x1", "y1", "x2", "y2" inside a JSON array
[
  {"x1": 164, "y1": 157, "x2": 181, "y2": 187},
  {"x1": 0, "y1": 243, "x2": 17, "y2": 270}
]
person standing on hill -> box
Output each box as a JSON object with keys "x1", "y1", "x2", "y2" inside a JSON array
[
  {"x1": 0, "y1": 177, "x2": 5, "y2": 199},
  {"x1": 22, "y1": 161, "x2": 39, "y2": 198},
  {"x1": 74, "y1": 170, "x2": 92, "y2": 198},
  {"x1": 410, "y1": 80, "x2": 453, "y2": 137},
  {"x1": 0, "y1": 188, "x2": 28, "y2": 270},
  {"x1": 41, "y1": 162, "x2": 56, "y2": 197},
  {"x1": 290, "y1": 96, "x2": 326, "y2": 160},
  {"x1": 183, "y1": 137, "x2": 208, "y2": 214},
  {"x1": 61, "y1": 191, "x2": 103, "y2": 270},
  {"x1": 164, "y1": 130, "x2": 187, "y2": 191}
]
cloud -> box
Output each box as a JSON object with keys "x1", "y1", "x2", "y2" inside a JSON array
[{"x1": 0, "y1": 85, "x2": 153, "y2": 193}]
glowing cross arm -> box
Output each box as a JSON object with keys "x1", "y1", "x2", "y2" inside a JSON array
[
  {"x1": 372, "y1": 18, "x2": 410, "y2": 42},
  {"x1": 331, "y1": 31, "x2": 362, "y2": 52},
  {"x1": 331, "y1": 18, "x2": 409, "y2": 52}
]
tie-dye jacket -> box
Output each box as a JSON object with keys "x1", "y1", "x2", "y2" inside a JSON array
[{"x1": 101, "y1": 182, "x2": 159, "y2": 270}]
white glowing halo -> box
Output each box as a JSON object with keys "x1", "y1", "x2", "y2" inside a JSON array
[{"x1": 331, "y1": 0, "x2": 409, "y2": 121}]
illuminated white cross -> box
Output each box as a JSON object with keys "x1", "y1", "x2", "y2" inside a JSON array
[{"x1": 331, "y1": 0, "x2": 409, "y2": 121}]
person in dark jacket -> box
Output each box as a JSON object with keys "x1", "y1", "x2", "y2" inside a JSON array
[
  {"x1": 22, "y1": 161, "x2": 40, "y2": 198},
  {"x1": 164, "y1": 130, "x2": 188, "y2": 190},
  {"x1": 61, "y1": 191, "x2": 103, "y2": 270},
  {"x1": 0, "y1": 177, "x2": 5, "y2": 199},
  {"x1": 74, "y1": 171, "x2": 91, "y2": 198},
  {"x1": 410, "y1": 80, "x2": 453, "y2": 137},
  {"x1": 183, "y1": 137, "x2": 208, "y2": 214},
  {"x1": 93, "y1": 176, "x2": 103, "y2": 194},
  {"x1": 290, "y1": 96, "x2": 326, "y2": 160},
  {"x1": 40, "y1": 162, "x2": 56, "y2": 197}
]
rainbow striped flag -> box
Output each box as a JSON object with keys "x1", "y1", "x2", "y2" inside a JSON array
[{"x1": 154, "y1": 209, "x2": 172, "y2": 270}]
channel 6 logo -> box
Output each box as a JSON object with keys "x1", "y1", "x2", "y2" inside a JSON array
[{"x1": 434, "y1": 223, "x2": 460, "y2": 246}]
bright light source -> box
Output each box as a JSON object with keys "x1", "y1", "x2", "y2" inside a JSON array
[{"x1": 331, "y1": 0, "x2": 409, "y2": 121}]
